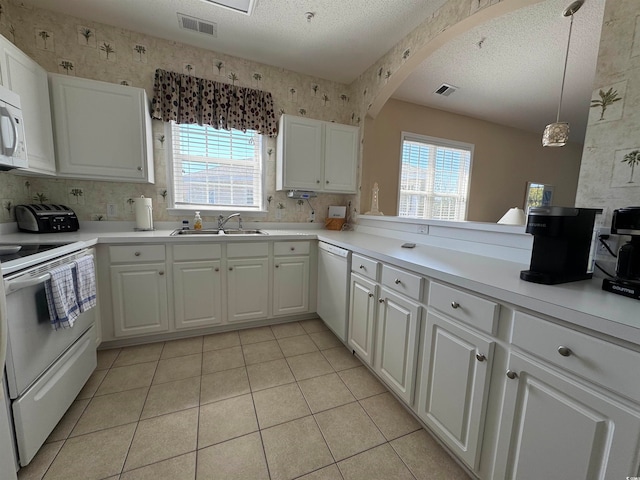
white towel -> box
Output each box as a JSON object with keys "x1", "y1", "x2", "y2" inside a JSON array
[
  {"x1": 45, "y1": 264, "x2": 80, "y2": 330},
  {"x1": 73, "y1": 255, "x2": 97, "y2": 313}
]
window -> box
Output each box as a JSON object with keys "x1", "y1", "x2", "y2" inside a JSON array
[
  {"x1": 398, "y1": 133, "x2": 472, "y2": 221},
  {"x1": 168, "y1": 123, "x2": 264, "y2": 212}
]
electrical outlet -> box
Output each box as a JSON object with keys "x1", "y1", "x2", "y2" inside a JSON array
[
  {"x1": 107, "y1": 203, "x2": 118, "y2": 217},
  {"x1": 417, "y1": 225, "x2": 428, "y2": 234}
]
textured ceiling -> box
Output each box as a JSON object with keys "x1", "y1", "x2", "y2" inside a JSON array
[
  {"x1": 392, "y1": 0, "x2": 606, "y2": 143},
  {"x1": 18, "y1": 0, "x2": 448, "y2": 84}
]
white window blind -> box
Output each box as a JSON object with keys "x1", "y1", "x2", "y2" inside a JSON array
[
  {"x1": 169, "y1": 123, "x2": 263, "y2": 211},
  {"x1": 398, "y1": 133, "x2": 472, "y2": 221}
]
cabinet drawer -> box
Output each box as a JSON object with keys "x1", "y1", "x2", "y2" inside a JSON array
[
  {"x1": 173, "y1": 244, "x2": 221, "y2": 261},
  {"x1": 109, "y1": 245, "x2": 165, "y2": 263},
  {"x1": 381, "y1": 264, "x2": 422, "y2": 301},
  {"x1": 352, "y1": 254, "x2": 379, "y2": 281},
  {"x1": 274, "y1": 241, "x2": 310, "y2": 256},
  {"x1": 428, "y1": 282, "x2": 498, "y2": 335},
  {"x1": 227, "y1": 242, "x2": 268, "y2": 258},
  {"x1": 512, "y1": 311, "x2": 640, "y2": 401}
]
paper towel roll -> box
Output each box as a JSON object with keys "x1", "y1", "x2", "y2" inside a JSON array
[{"x1": 134, "y1": 196, "x2": 154, "y2": 230}]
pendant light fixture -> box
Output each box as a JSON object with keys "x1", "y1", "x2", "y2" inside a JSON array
[{"x1": 542, "y1": 0, "x2": 584, "y2": 147}]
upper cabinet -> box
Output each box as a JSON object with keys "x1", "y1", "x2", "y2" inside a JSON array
[
  {"x1": 49, "y1": 74, "x2": 154, "y2": 183},
  {"x1": 0, "y1": 35, "x2": 56, "y2": 175},
  {"x1": 276, "y1": 114, "x2": 358, "y2": 194}
]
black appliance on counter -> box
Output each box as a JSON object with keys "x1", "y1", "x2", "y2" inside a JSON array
[
  {"x1": 15, "y1": 204, "x2": 79, "y2": 233},
  {"x1": 602, "y1": 206, "x2": 640, "y2": 300},
  {"x1": 520, "y1": 206, "x2": 602, "y2": 285}
]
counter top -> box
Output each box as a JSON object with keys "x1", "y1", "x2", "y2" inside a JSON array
[{"x1": 1, "y1": 225, "x2": 638, "y2": 346}]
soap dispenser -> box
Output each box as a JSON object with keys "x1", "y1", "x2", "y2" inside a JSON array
[{"x1": 193, "y1": 211, "x2": 203, "y2": 230}]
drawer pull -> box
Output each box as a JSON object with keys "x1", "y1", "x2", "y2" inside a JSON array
[
  {"x1": 476, "y1": 353, "x2": 486, "y2": 362},
  {"x1": 506, "y1": 370, "x2": 518, "y2": 380},
  {"x1": 275, "y1": 265, "x2": 280, "y2": 268},
  {"x1": 368, "y1": 292, "x2": 374, "y2": 298},
  {"x1": 214, "y1": 267, "x2": 219, "y2": 272},
  {"x1": 359, "y1": 264, "x2": 365, "y2": 270},
  {"x1": 159, "y1": 271, "x2": 164, "y2": 276},
  {"x1": 394, "y1": 278, "x2": 402, "y2": 285},
  {"x1": 134, "y1": 251, "x2": 141, "y2": 256},
  {"x1": 557, "y1": 346, "x2": 572, "y2": 357},
  {"x1": 229, "y1": 267, "x2": 233, "y2": 271},
  {"x1": 451, "y1": 301, "x2": 460, "y2": 309},
  {"x1": 290, "y1": 247, "x2": 295, "y2": 251},
  {"x1": 137, "y1": 166, "x2": 143, "y2": 171},
  {"x1": 378, "y1": 298, "x2": 385, "y2": 304}
]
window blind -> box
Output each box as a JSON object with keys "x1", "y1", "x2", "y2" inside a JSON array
[
  {"x1": 399, "y1": 134, "x2": 472, "y2": 221},
  {"x1": 169, "y1": 123, "x2": 263, "y2": 210}
]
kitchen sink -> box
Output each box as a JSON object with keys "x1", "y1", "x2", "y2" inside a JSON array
[{"x1": 170, "y1": 228, "x2": 267, "y2": 236}]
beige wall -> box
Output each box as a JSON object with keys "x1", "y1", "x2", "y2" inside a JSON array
[{"x1": 361, "y1": 99, "x2": 583, "y2": 222}]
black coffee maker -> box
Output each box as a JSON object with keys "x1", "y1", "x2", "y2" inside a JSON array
[
  {"x1": 602, "y1": 207, "x2": 640, "y2": 299},
  {"x1": 520, "y1": 207, "x2": 602, "y2": 285}
]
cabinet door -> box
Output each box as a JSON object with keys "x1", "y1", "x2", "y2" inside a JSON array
[
  {"x1": 173, "y1": 260, "x2": 222, "y2": 329},
  {"x1": 278, "y1": 115, "x2": 323, "y2": 191},
  {"x1": 374, "y1": 287, "x2": 421, "y2": 403},
  {"x1": 227, "y1": 257, "x2": 269, "y2": 322},
  {"x1": 324, "y1": 122, "x2": 358, "y2": 193},
  {"x1": 494, "y1": 351, "x2": 640, "y2": 480},
  {"x1": 417, "y1": 311, "x2": 494, "y2": 470},
  {"x1": 348, "y1": 273, "x2": 377, "y2": 365},
  {"x1": 110, "y1": 263, "x2": 168, "y2": 337},
  {"x1": 49, "y1": 73, "x2": 153, "y2": 183},
  {"x1": 0, "y1": 38, "x2": 56, "y2": 175},
  {"x1": 273, "y1": 256, "x2": 309, "y2": 316}
]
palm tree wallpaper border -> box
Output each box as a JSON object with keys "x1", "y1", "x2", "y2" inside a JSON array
[
  {"x1": 611, "y1": 148, "x2": 640, "y2": 188},
  {"x1": 589, "y1": 81, "x2": 626, "y2": 124}
]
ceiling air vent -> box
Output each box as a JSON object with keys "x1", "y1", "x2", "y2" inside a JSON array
[
  {"x1": 177, "y1": 13, "x2": 218, "y2": 37},
  {"x1": 434, "y1": 84, "x2": 457, "y2": 96}
]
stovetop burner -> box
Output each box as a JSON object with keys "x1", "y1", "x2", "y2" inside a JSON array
[{"x1": 0, "y1": 243, "x2": 70, "y2": 263}]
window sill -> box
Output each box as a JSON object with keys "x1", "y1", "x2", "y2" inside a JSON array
[{"x1": 167, "y1": 208, "x2": 268, "y2": 218}]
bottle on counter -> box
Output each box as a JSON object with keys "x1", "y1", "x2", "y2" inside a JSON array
[{"x1": 193, "y1": 211, "x2": 203, "y2": 230}]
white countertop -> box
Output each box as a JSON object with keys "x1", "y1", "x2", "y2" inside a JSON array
[{"x1": 1, "y1": 224, "x2": 638, "y2": 346}]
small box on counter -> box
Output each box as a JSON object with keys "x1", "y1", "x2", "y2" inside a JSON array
[{"x1": 325, "y1": 205, "x2": 346, "y2": 230}]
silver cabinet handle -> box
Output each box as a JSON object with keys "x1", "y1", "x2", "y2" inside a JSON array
[
  {"x1": 159, "y1": 271, "x2": 164, "y2": 276},
  {"x1": 228, "y1": 267, "x2": 233, "y2": 271},
  {"x1": 316, "y1": 180, "x2": 320, "y2": 184},
  {"x1": 290, "y1": 247, "x2": 295, "y2": 251},
  {"x1": 359, "y1": 265, "x2": 365, "y2": 269},
  {"x1": 214, "y1": 267, "x2": 219, "y2": 272},
  {"x1": 506, "y1": 370, "x2": 518, "y2": 380},
  {"x1": 394, "y1": 278, "x2": 401, "y2": 285},
  {"x1": 557, "y1": 346, "x2": 572, "y2": 357},
  {"x1": 134, "y1": 251, "x2": 141, "y2": 256},
  {"x1": 451, "y1": 301, "x2": 460, "y2": 309},
  {"x1": 137, "y1": 166, "x2": 143, "y2": 171},
  {"x1": 326, "y1": 180, "x2": 329, "y2": 184},
  {"x1": 368, "y1": 292, "x2": 374, "y2": 298},
  {"x1": 378, "y1": 298, "x2": 385, "y2": 304},
  {"x1": 275, "y1": 265, "x2": 279, "y2": 268},
  {"x1": 476, "y1": 353, "x2": 486, "y2": 362}
]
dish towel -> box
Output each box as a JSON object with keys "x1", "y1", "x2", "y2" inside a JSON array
[
  {"x1": 45, "y1": 264, "x2": 80, "y2": 330},
  {"x1": 73, "y1": 255, "x2": 97, "y2": 313}
]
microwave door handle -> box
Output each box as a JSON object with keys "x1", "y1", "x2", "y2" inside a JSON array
[
  {"x1": 0, "y1": 106, "x2": 17, "y2": 156},
  {"x1": 4, "y1": 273, "x2": 52, "y2": 294}
]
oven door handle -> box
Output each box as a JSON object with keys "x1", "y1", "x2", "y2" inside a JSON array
[{"x1": 4, "y1": 273, "x2": 52, "y2": 294}]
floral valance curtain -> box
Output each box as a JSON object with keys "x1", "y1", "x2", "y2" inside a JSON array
[{"x1": 151, "y1": 69, "x2": 278, "y2": 137}]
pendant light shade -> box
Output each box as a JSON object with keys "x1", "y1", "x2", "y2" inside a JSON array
[{"x1": 542, "y1": 0, "x2": 583, "y2": 147}]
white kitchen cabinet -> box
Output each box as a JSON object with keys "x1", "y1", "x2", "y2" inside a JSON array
[
  {"x1": 49, "y1": 73, "x2": 154, "y2": 183},
  {"x1": 417, "y1": 310, "x2": 494, "y2": 470},
  {"x1": 273, "y1": 242, "x2": 310, "y2": 317},
  {"x1": 493, "y1": 351, "x2": 640, "y2": 480},
  {"x1": 348, "y1": 272, "x2": 377, "y2": 365},
  {"x1": 108, "y1": 245, "x2": 168, "y2": 337},
  {"x1": 276, "y1": 114, "x2": 358, "y2": 194},
  {"x1": 374, "y1": 286, "x2": 421, "y2": 404},
  {"x1": 227, "y1": 243, "x2": 269, "y2": 323},
  {"x1": 0, "y1": 35, "x2": 56, "y2": 175}
]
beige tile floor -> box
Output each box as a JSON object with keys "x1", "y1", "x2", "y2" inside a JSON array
[{"x1": 17, "y1": 319, "x2": 470, "y2": 480}]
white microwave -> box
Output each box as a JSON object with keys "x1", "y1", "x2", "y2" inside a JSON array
[{"x1": 0, "y1": 84, "x2": 26, "y2": 171}]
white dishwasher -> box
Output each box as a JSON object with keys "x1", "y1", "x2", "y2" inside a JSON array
[{"x1": 317, "y1": 242, "x2": 351, "y2": 342}]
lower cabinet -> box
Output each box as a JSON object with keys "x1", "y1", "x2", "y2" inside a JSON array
[
  {"x1": 416, "y1": 310, "x2": 494, "y2": 470},
  {"x1": 494, "y1": 351, "x2": 640, "y2": 480},
  {"x1": 173, "y1": 260, "x2": 222, "y2": 329},
  {"x1": 227, "y1": 255, "x2": 269, "y2": 323},
  {"x1": 374, "y1": 286, "x2": 421, "y2": 404},
  {"x1": 348, "y1": 273, "x2": 377, "y2": 365},
  {"x1": 273, "y1": 255, "x2": 309, "y2": 316},
  {"x1": 110, "y1": 262, "x2": 168, "y2": 337}
]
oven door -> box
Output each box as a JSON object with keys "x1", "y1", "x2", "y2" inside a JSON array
[{"x1": 4, "y1": 271, "x2": 96, "y2": 398}]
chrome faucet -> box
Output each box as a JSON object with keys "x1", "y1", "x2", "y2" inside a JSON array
[{"x1": 217, "y1": 213, "x2": 241, "y2": 230}]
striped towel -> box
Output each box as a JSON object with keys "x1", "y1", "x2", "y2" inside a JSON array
[
  {"x1": 45, "y1": 263, "x2": 80, "y2": 330},
  {"x1": 73, "y1": 255, "x2": 97, "y2": 312}
]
